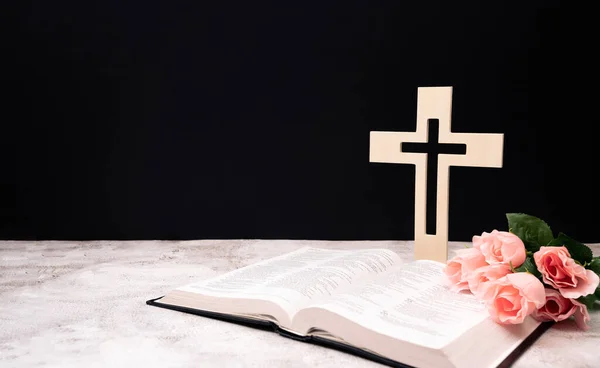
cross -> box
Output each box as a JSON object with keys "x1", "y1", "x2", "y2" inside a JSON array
[{"x1": 369, "y1": 87, "x2": 504, "y2": 263}]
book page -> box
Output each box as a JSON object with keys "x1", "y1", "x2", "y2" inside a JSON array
[
  {"x1": 177, "y1": 247, "x2": 401, "y2": 312},
  {"x1": 300, "y1": 260, "x2": 490, "y2": 348}
]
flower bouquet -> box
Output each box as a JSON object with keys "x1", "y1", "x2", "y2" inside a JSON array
[{"x1": 444, "y1": 213, "x2": 599, "y2": 330}]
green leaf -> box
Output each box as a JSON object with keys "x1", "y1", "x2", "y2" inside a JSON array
[
  {"x1": 506, "y1": 213, "x2": 554, "y2": 252},
  {"x1": 514, "y1": 256, "x2": 542, "y2": 279},
  {"x1": 589, "y1": 258, "x2": 600, "y2": 275},
  {"x1": 595, "y1": 286, "x2": 600, "y2": 299},
  {"x1": 547, "y1": 232, "x2": 593, "y2": 265},
  {"x1": 577, "y1": 293, "x2": 599, "y2": 310}
]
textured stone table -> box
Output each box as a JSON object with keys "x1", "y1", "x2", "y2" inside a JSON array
[{"x1": 1, "y1": 240, "x2": 599, "y2": 368}]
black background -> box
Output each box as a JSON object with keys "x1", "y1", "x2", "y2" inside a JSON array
[{"x1": 2, "y1": 1, "x2": 598, "y2": 242}]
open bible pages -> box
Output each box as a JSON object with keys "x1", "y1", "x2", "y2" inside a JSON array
[
  {"x1": 292, "y1": 260, "x2": 542, "y2": 368},
  {"x1": 157, "y1": 247, "x2": 402, "y2": 329},
  {"x1": 294, "y1": 260, "x2": 489, "y2": 347}
]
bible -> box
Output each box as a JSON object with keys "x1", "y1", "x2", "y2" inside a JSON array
[{"x1": 147, "y1": 247, "x2": 549, "y2": 368}]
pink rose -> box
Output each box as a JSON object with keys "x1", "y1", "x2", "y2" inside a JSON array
[
  {"x1": 473, "y1": 230, "x2": 526, "y2": 267},
  {"x1": 532, "y1": 288, "x2": 591, "y2": 330},
  {"x1": 467, "y1": 263, "x2": 512, "y2": 297},
  {"x1": 444, "y1": 247, "x2": 487, "y2": 292},
  {"x1": 481, "y1": 272, "x2": 546, "y2": 324},
  {"x1": 534, "y1": 246, "x2": 599, "y2": 298}
]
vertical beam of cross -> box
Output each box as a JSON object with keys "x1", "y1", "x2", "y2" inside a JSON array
[
  {"x1": 402, "y1": 119, "x2": 466, "y2": 235},
  {"x1": 369, "y1": 87, "x2": 504, "y2": 263}
]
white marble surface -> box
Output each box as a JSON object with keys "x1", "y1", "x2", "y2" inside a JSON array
[{"x1": 1, "y1": 240, "x2": 599, "y2": 368}]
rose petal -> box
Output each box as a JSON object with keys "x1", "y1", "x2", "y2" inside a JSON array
[{"x1": 572, "y1": 299, "x2": 591, "y2": 331}]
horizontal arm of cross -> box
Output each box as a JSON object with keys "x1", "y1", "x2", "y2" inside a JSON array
[
  {"x1": 369, "y1": 131, "x2": 426, "y2": 165},
  {"x1": 439, "y1": 132, "x2": 504, "y2": 168}
]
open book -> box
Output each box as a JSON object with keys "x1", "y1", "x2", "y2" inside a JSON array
[{"x1": 147, "y1": 247, "x2": 550, "y2": 368}]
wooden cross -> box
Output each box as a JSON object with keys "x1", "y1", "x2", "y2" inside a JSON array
[{"x1": 369, "y1": 87, "x2": 504, "y2": 263}]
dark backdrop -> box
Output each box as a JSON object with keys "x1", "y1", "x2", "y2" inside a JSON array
[{"x1": 2, "y1": 1, "x2": 598, "y2": 242}]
